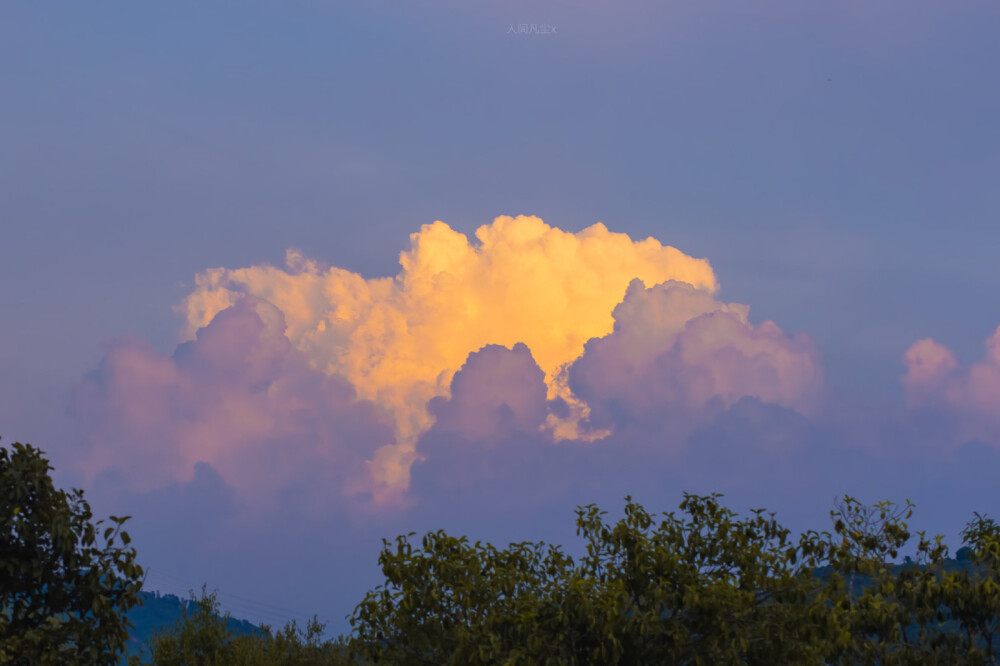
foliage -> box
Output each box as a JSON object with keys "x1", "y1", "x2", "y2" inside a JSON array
[
  {"x1": 349, "y1": 530, "x2": 577, "y2": 664},
  {"x1": 348, "y1": 493, "x2": 1000, "y2": 665},
  {"x1": 821, "y1": 496, "x2": 956, "y2": 664},
  {"x1": 134, "y1": 587, "x2": 355, "y2": 666},
  {"x1": 123, "y1": 590, "x2": 260, "y2": 661},
  {"x1": 934, "y1": 512, "x2": 1000, "y2": 662},
  {"x1": 0, "y1": 440, "x2": 144, "y2": 666},
  {"x1": 349, "y1": 493, "x2": 841, "y2": 664}
]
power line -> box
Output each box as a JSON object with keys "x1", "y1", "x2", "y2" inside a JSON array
[{"x1": 141, "y1": 568, "x2": 321, "y2": 629}]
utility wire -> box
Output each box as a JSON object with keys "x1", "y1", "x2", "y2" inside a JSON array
[{"x1": 141, "y1": 568, "x2": 323, "y2": 630}]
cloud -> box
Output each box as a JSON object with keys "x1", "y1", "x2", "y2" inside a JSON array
[
  {"x1": 425, "y1": 343, "x2": 550, "y2": 442},
  {"x1": 903, "y1": 326, "x2": 1000, "y2": 444},
  {"x1": 569, "y1": 279, "x2": 824, "y2": 442},
  {"x1": 74, "y1": 217, "x2": 831, "y2": 507},
  {"x1": 409, "y1": 343, "x2": 568, "y2": 509},
  {"x1": 407, "y1": 279, "x2": 824, "y2": 516},
  {"x1": 73, "y1": 297, "x2": 394, "y2": 507},
  {"x1": 176, "y1": 215, "x2": 717, "y2": 497}
]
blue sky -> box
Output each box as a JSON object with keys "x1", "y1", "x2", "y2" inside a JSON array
[{"x1": 2, "y1": 0, "x2": 1000, "y2": 633}]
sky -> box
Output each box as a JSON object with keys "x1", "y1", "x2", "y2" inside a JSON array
[{"x1": 2, "y1": 0, "x2": 1000, "y2": 634}]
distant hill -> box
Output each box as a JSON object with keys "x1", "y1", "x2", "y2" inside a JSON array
[
  {"x1": 812, "y1": 547, "x2": 979, "y2": 592},
  {"x1": 123, "y1": 590, "x2": 262, "y2": 663}
]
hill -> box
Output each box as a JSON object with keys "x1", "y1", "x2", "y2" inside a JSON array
[{"x1": 123, "y1": 590, "x2": 262, "y2": 663}]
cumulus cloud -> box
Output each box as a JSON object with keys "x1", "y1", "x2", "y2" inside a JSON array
[
  {"x1": 74, "y1": 216, "x2": 829, "y2": 510},
  {"x1": 903, "y1": 326, "x2": 1000, "y2": 443},
  {"x1": 408, "y1": 280, "x2": 824, "y2": 512},
  {"x1": 73, "y1": 297, "x2": 394, "y2": 507},
  {"x1": 176, "y1": 215, "x2": 717, "y2": 496},
  {"x1": 569, "y1": 280, "x2": 824, "y2": 442},
  {"x1": 409, "y1": 343, "x2": 570, "y2": 508},
  {"x1": 425, "y1": 343, "x2": 551, "y2": 443}
]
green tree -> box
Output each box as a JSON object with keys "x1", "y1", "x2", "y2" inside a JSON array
[
  {"x1": 349, "y1": 494, "x2": 849, "y2": 665},
  {"x1": 0, "y1": 439, "x2": 144, "y2": 665},
  {"x1": 138, "y1": 587, "x2": 355, "y2": 666},
  {"x1": 933, "y1": 512, "x2": 1000, "y2": 663},
  {"x1": 349, "y1": 530, "x2": 577, "y2": 664},
  {"x1": 821, "y1": 496, "x2": 958, "y2": 664},
  {"x1": 137, "y1": 588, "x2": 234, "y2": 666},
  {"x1": 347, "y1": 493, "x2": 1000, "y2": 665}
]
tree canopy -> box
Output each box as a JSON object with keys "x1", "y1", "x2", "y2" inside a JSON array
[
  {"x1": 0, "y1": 440, "x2": 144, "y2": 665},
  {"x1": 348, "y1": 494, "x2": 1000, "y2": 665}
]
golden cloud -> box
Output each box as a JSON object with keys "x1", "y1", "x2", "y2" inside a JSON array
[{"x1": 178, "y1": 215, "x2": 717, "y2": 499}]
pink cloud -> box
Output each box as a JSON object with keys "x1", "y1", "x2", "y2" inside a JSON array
[
  {"x1": 903, "y1": 326, "x2": 1000, "y2": 443},
  {"x1": 426, "y1": 343, "x2": 550, "y2": 441},
  {"x1": 411, "y1": 343, "x2": 563, "y2": 504},
  {"x1": 73, "y1": 297, "x2": 394, "y2": 508},
  {"x1": 569, "y1": 279, "x2": 824, "y2": 439}
]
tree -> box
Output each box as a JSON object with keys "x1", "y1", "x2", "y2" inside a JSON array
[
  {"x1": 0, "y1": 439, "x2": 144, "y2": 665},
  {"x1": 138, "y1": 587, "x2": 354, "y2": 666},
  {"x1": 933, "y1": 512, "x2": 1000, "y2": 663},
  {"x1": 348, "y1": 494, "x2": 847, "y2": 664},
  {"x1": 349, "y1": 530, "x2": 578, "y2": 664},
  {"x1": 347, "y1": 493, "x2": 1000, "y2": 665},
  {"x1": 822, "y1": 495, "x2": 958, "y2": 664}
]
